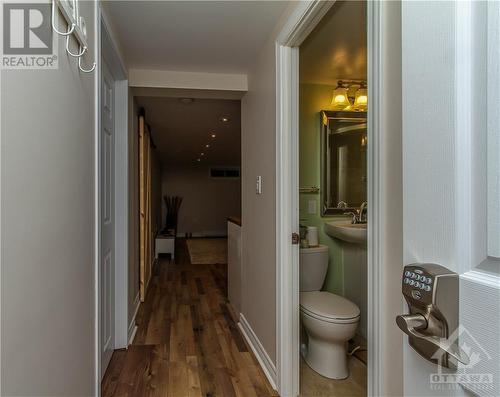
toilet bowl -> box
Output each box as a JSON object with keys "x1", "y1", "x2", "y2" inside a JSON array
[
  {"x1": 300, "y1": 291, "x2": 360, "y2": 379},
  {"x1": 299, "y1": 245, "x2": 360, "y2": 379}
]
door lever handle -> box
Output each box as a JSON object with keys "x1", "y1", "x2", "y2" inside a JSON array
[{"x1": 396, "y1": 314, "x2": 470, "y2": 365}]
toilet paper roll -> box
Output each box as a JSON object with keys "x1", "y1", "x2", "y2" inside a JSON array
[{"x1": 306, "y1": 226, "x2": 319, "y2": 247}]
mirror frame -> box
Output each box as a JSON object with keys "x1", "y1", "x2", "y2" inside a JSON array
[{"x1": 320, "y1": 110, "x2": 367, "y2": 216}]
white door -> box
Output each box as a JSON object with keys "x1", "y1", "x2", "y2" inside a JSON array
[
  {"x1": 100, "y1": 60, "x2": 115, "y2": 377},
  {"x1": 402, "y1": 1, "x2": 499, "y2": 396}
]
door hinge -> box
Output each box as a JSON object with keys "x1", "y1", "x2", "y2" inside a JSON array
[{"x1": 292, "y1": 232, "x2": 300, "y2": 245}]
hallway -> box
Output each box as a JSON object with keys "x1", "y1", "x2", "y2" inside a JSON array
[{"x1": 102, "y1": 240, "x2": 277, "y2": 397}]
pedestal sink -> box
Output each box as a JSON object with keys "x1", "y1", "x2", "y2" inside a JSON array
[{"x1": 324, "y1": 220, "x2": 367, "y2": 244}]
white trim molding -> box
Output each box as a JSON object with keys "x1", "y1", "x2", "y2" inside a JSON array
[
  {"x1": 129, "y1": 68, "x2": 248, "y2": 91},
  {"x1": 367, "y1": 2, "x2": 404, "y2": 396},
  {"x1": 114, "y1": 77, "x2": 129, "y2": 350},
  {"x1": 275, "y1": 2, "x2": 334, "y2": 396},
  {"x1": 367, "y1": 1, "x2": 384, "y2": 395},
  {"x1": 275, "y1": 42, "x2": 300, "y2": 397},
  {"x1": 238, "y1": 315, "x2": 277, "y2": 391},
  {"x1": 128, "y1": 293, "x2": 141, "y2": 345},
  {"x1": 94, "y1": 2, "x2": 101, "y2": 394}
]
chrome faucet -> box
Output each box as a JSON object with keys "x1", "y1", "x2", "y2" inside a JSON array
[
  {"x1": 343, "y1": 202, "x2": 367, "y2": 224},
  {"x1": 344, "y1": 211, "x2": 358, "y2": 224}
]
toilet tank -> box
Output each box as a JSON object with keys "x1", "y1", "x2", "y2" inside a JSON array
[{"x1": 299, "y1": 245, "x2": 330, "y2": 291}]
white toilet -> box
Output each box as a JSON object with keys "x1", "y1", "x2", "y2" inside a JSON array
[{"x1": 300, "y1": 245, "x2": 360, "y2": 379}]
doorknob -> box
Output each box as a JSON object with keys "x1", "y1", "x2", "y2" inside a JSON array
[
  {"x1": 396, "y1": 263, "x2": 469, "y2": 369},
  {"x1": 396, "y1": 314, "x2": 469, "y2": 365}
]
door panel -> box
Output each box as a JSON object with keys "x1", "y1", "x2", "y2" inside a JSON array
[
  {"x1": 402, "y1": 1, "x2": 499, "y2": 396},
  {"x1": 101, "y1": 61, "x2": 115, "y2": 377}
]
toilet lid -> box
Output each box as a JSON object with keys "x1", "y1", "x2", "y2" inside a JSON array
[{"x1": 300, "y1": 291, "x2": 360, "y2": 320}]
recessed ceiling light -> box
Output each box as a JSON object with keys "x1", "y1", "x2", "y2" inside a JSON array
[
  {"x1": 196, "y1": 158, "x2": 201, "y2": 162},
  {"x1": 205, "y1": 144, "x2": 210, "y2": 148},
  {"x1": 201, "y1": 152, "x2": 205, "y2": 156},
  {"x1": 211, "y1": 133, "x2": 216, "y2": 138},
  {"x1": 220, "y1": 116, "x2": 230, "y2": 123}
]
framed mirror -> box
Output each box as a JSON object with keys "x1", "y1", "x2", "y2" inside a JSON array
[{"x1": 320, "y1": 110, "x2": 367, "y2": 216}]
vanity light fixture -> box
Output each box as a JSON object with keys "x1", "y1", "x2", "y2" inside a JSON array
[{"x1": 331, "y1": 80, "x2": 368, "y2": 111}]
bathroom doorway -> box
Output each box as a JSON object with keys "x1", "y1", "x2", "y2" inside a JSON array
[
  {"x1": 297, "y1": 2, "x2": 367, "y2": 395},
  {"x1": 275, "y1": 1, "x2": 403, "y2": 396}
]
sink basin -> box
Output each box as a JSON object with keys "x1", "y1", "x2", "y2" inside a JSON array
[{"x1": 324, "y1": 220, "x2": 367, "y2": 244}]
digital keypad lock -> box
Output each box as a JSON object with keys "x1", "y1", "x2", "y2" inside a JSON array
[
  {"x1": 404, "y1": 269, "x2": 432, "y2": 290},
  {"x1": 396, "y1": 263, "x2": 469, "y2": 369},
  {"x1": 402, "y1": 266, "x2": 436, "y2": 304}
]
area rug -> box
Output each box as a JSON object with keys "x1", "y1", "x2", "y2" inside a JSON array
[{"x1": 186, "y1": 238, "x2": 228, "y2": 264}]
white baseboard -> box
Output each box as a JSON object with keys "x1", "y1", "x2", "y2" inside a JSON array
[
  {"x1": 127, "y1": 293, "x2": 140, "y2": 346},
  {"x1": 238, "y1": 314, "x2": 277, "y2": 391}
]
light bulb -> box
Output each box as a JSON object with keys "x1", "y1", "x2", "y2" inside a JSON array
[
  {"x1": 359, "y1": 95, "x2": 367, "y2": 104},
  {"x1": 334, "y1": 94, "x2": 347, "y2": 103}
]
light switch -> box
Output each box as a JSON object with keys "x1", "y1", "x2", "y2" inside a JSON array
[
  {"x1": 256, "y1": 176, "x2": 262, "y2": 194},
  {"x1": 308, "y1": 200, "x2": 317, "y2": 214}
]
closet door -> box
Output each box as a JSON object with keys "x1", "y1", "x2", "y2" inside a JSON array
[{"x1": 100, "y1": 60, "x2": 115, "y2": 376}]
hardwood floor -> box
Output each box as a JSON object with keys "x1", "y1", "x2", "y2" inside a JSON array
[{"x1": 102, "y1": 239, "x2": 278, "y2": 397}]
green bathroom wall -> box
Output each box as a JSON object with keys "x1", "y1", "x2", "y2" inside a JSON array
[{"x1": 299, "y1": 83, "x2": 347, "y2": 295}]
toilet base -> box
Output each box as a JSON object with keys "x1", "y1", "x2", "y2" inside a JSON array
[{"x1": 301, "y1": 337, "x2": 349, "y2": 379}]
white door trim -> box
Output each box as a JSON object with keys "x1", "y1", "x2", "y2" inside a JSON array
[
  {"x1": 94, "y1": 3, "x2": 101, "y2": 394},
  {"x1": 275, "y1": 3, "x2": 334, "y2": 396},
  {"x1": 366, "y1": 2, "x2": 383, "y2": 394},
  {"x1": 275, "y1": 1, "x2": 402, "y2": 396},
  {"x1": 96, "y1": 4, "x2": 129, "y2": 395}
]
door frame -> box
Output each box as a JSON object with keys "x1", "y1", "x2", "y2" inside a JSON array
[
  {"x1": 95, "y1": 4, "x2": 129, "y2": 393},
  {"x1": 275, "y1": 1, "x2": 403, "y2": 396}
]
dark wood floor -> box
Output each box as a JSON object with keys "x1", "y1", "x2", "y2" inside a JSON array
[{"x1": 102, "y1": 239, "x2": 278, "y2": 397}]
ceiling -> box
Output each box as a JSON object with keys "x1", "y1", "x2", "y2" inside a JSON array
[
  {"x1": 300, "y1": 0, "x2": 367, "y2": 85},
  {"x1": 103, "y1": 1, "x2": 290, "y2": 73},
  {"x1": 135, "y1": 96, "x2": 241, "y2": 166}
]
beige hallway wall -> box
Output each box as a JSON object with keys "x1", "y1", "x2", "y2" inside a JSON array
[
  {"x1": 240, "y1": 3, "x2": 298, "y2": 366},
  {"x1": 162, "y1": 164, "x2": 241, "y2": 236}
]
